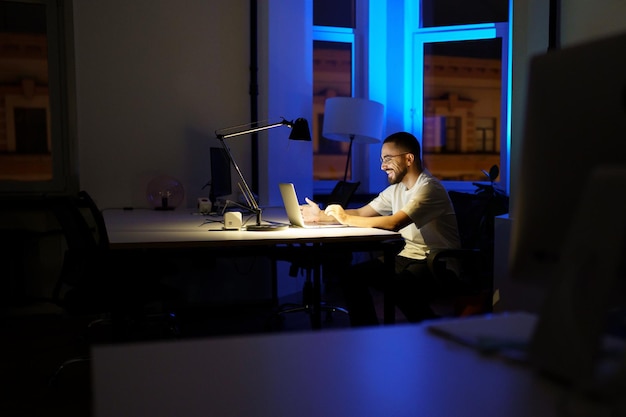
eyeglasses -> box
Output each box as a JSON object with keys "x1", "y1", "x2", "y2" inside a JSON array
[{"x1": 380, "y1": 152, "x2": 410, "y2": 164}]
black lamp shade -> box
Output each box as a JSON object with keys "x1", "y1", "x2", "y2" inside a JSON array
[{"x1": 288, "y1": 118, "x2": 312, "y2": 141}]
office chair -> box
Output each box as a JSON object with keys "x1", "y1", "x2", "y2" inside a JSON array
[
  {"x1": 273, "y1": 251, "x2": 349, "y2": 329},
  {"x1": 428, "y1": 189, "x2": 509, "y2": 317},
  {"x1": 51, "y1": 191, "x2": 180, "y2": 338},
  {"x1": 49, "y1": 191, "x2": 181, "y2": 385},
  {"x1": 272, "y1": 181, "x2": 361, "y2": 329}
]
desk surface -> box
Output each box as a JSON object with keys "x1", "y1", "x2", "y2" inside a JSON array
[
  {"x1": 103, "y1": 207, "x2": 403, "y2": 249},
  {"x1": 91, "y1": 312, "x2": 581, "y2": 417}
]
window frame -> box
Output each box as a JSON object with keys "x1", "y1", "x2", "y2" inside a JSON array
[{"x1": 410, "y1": 22, "x2": 510, "y2": 193}]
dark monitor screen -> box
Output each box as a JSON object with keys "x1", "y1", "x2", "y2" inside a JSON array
[{"x1": 209, "y1": 147, "x2": 232, "y2": 202}]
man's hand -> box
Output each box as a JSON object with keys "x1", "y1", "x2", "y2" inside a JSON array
[
  {"x1": 325, "y1": 204, "x2": 348, "y2": 224},
  {"x1": 301, "y1": 197, "x2": 322, "y2": 222}
]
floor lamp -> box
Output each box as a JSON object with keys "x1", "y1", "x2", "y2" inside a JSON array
[
  {"x1": 215, "y1": 117, "x2": 311, "y2": 231},
  {"x1": 322, "y1": 97, "x2": 384, "y2": 182}
]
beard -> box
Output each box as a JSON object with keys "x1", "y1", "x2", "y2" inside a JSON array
[{"x1": 386, "y1": 166, "x2": 407, "y2": 185}]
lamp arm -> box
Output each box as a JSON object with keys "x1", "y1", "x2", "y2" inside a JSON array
[
  {"x1": 216, "y1": 119, "x2": 288, "y2": 140},
  {"x1": 217, "y1": 137, "x2": 261, "y2": 220},
  {"x1": 219, "y1": 194, "x2": 255, "y2": 215}
]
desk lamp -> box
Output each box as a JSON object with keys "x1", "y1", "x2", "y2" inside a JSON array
[
  {"x1": 215, "y1": 117, "x2": 311, "y2": 231},
  {"x1": 322, "y1": 97, "x2": 384, "y2": 182}
]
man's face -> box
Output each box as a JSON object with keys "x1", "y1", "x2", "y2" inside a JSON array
[{"x1": 380, "y1": 143, "x2": 408, "y2": 185}]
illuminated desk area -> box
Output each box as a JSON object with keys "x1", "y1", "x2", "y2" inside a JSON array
[
  {"x1": 103, "y1": 207, "x2": 404, "y2": 327},
  {"x1": 103, "y1": 207, "x2": 401, "y2": 249}
]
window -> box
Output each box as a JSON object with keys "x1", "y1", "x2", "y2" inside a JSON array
[
  {"x1": 475, "y1": 117, "x2": 497, "y2": 153},
  {"x1": 413, "y1": 0, "x2": 510, "y2": 187},
  {"x1": 313, "y1": 0, "x2": 359, "y2": 186},
  {"x1": 313, "y1": 0, "x2": 381, "y2": 194},
  {"x1": 0, "y1": 0, "x2": 76, "y2": 194},
  {"x1": 313, "y1": 0, "x2": 511, "y2": 193},
  {"x1": 312, "y1": 32, "x2": 355, "y2": 182},
  {"x1": 413, "y1": 20, "x2": 509, "y2": 186}
]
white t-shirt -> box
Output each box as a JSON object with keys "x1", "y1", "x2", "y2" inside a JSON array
[{"x1": 368, "y1": 170, "x2": 460, "y2": 260}]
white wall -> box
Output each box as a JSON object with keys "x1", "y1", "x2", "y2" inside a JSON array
[
  {"x1": 73, "y1": 0, "x2": 312, "y2": 211},
  {"x1": 73, "y1": 1, "x2": 251, "y2": 210}
]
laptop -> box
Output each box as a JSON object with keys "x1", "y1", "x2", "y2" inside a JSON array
[{"x1": 279, "y1": 183, "x2": 347, "y2": 228}]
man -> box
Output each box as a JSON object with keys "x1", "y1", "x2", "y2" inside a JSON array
[{"x1": 303, "y1": 131, "x2": 460, "y2": 325}]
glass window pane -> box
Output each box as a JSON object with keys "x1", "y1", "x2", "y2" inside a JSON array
[
  {"x1": 425, "y1": 38, "x2": 502, "y2": 59},
  {"x1": 0, "y1": 1, "x2": 52, "y2": 181},
  {"x1": 422, "y1": 38, "x2": 502, "y2": 181},
  {"x1": 476, "y1": 117, "x2": 497, "y2": 152},
  {"x1": 421, "y1": 0, "x2": 508, "y2": 28},
  {"x1": 314, "y1": 0, "x2": 355, "y2": 28},
  {"x1": 313, "y1": 40, "x2": 353, "y2": 181}
]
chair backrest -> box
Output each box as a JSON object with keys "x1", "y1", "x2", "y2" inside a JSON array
[
  {"x1": 49, "y1": 195, "x2": 99, "y2": 253},
  {"x1": 448, "y1": 191, "x2": 492, "y2": 250},
  {"x1": 49, "y1": 191, "x2": 110, "y2": 301},
  {"x1": 76, "y1": 190, "x2": 110, "y2": 249},
  {"x1": 326, "y1": 181, "x2": 360, "y2": 208}
]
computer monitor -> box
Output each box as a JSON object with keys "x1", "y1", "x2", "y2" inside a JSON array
[
  {"x1": 510, "y1": 32, "x2": 626, "y2": 386},
  {"x1": 509, "y1": 31, "x2": 626, "y2": 285},
  {"x1": 209, "y1": 147, "x2": 232, "y2": 207}
]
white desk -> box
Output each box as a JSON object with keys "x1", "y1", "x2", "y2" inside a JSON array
[
  {"x1": 103, "y1": 207, "x2": 405, "y2": 326},
  {"x1": 92, "y1": 312, "x2": 583, "y2": 417},
  {"x1": 103, "y1": 207, "x2": 402, "y2": 249}
]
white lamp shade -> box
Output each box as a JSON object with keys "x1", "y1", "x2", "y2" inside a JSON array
[{"x1": 322, "y1": 97, "x2": 384, "y2": 144}]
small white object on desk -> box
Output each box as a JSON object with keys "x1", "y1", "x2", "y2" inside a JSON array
[
  {"x1": 223, "y1": 211, "x2": 242, "y2": 230},
  {"x1": 197, "y1": 197, "x2": 212, "y2": 214}
]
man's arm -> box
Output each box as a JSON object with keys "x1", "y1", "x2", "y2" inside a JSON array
[
  {"x1": 325, "y1": 204, "x2": 413, "y2": 231},
  {"x1": 301, "y1": 198, "x2": 377, "y2": 223}
]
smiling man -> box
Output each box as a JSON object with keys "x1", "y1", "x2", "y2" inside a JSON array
[{"x1": 302, "y1": 131, "x2": 460, "y2": 326}]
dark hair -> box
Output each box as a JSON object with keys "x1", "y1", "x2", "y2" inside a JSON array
[{"x1": 383, "y1": 132, "x2": 422, "y2": 162}]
